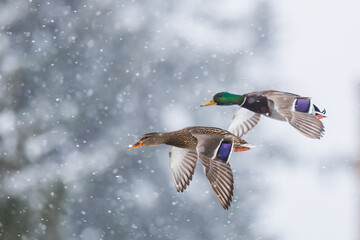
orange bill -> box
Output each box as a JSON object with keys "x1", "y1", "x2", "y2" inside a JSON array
[
  {"x1": 128, "y1": 140, "x2": 143, "y2": 149},
  {"x1": 316, "y1": 114, "x2": 324, "y2": 120}
]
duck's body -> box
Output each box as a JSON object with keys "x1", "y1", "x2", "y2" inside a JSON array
[
  {"x1": 129, "y1": 126, "x2": 254, "y2": 209},
  {"x1": 202, "y1": 90, "x2": 326, "y2": 139}
]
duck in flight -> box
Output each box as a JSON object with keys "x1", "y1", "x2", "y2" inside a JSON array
[
  {"x1": 201, "y1": 90, "x2": 326, "y2": 139},
  {"x1": 128, "y1": 126, "x2": 255, "y2": 209}
]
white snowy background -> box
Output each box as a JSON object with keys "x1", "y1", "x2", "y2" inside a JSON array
[
  {"x1": 259, "y1": 1, "x2": 360, "y2": 239},
  {"x1": 0, "y1": 0, "x2": 359, "y2": 240}
]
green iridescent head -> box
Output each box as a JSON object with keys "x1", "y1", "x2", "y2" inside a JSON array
[{"x1": 201, "y1": 92, "x2": 245, "y2": 106}]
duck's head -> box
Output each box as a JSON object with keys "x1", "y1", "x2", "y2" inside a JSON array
[
  {"x1": 201, "y1": 92, "x2": 244, "y2": 107},
  {"x1": 128, "y1": 132, "x2": 165, "y2": 149}
]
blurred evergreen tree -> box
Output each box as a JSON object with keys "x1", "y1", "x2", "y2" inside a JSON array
[{"x1": 0, "y1": 0, "x2": 274, "y2": 239}]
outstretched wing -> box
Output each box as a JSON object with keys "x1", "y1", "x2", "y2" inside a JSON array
[
  {"x1": 263, "y1": 91, "x2": 325, "y2": 139},
  {"x1": 199, "y1": 154, "x2": 234, "y2": 210},
  {"x1": 169, "y1": 147, "x2": 198, "y2": 192},
  {"x1": 190, "y1": 133, "x2": 234, "y2": 210},
  {"x1": 228, "y1": 107, "x2": 261, "y2": 137},
  {"x1": 288, "y1": 111, "x2": 325, "y2": 139}
]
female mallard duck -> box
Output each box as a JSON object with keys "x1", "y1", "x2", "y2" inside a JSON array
[
  {"x1": 201, "y1": 90, "x2": 326, "y2": 139},
  {"x1": 128, "y1": 126, "x2": 254, "y2": 209}
]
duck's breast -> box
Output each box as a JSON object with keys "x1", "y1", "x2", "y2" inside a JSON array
[{"x1": 242, "y1": 94, "x2": 271, "y2": 115}]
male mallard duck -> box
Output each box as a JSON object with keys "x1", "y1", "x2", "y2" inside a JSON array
[
  {"x1": 128, "y1": 126, "x2": 255, "y2": 209},
  {"x1": 201, "y1": 90, "x2": 326, "y2": 139}
]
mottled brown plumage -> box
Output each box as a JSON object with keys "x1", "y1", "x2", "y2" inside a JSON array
[{"x1": 129, "y1": 126, "x2": 255, "y2": 209}]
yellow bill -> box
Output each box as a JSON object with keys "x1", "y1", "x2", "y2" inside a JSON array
[{"x1": 200, "y1": 98, "x2": 216, "y2": 107}]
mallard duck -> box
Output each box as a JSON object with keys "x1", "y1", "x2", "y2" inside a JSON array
[
  {"x1": 128, "y1": 126, "x2": 255, "y2": 209},
  {"x1": 201, "y1": 90, "x2": 326, "y2": 139}
]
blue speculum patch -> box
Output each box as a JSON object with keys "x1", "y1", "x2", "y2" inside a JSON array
[
  {"x1": 217, "y1": 142, "x2": 232, "y2": 162},
  {"x1": 295, "y1": 98, "x2": 310, "y2": 112}
]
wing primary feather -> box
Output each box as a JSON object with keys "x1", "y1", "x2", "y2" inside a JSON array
[
  {"x1": 169, "y1": 147, "x2": 198, "y2": 192},
  {"x1": 228, "y1": 107, "x2": 261, "y2": 137}
]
